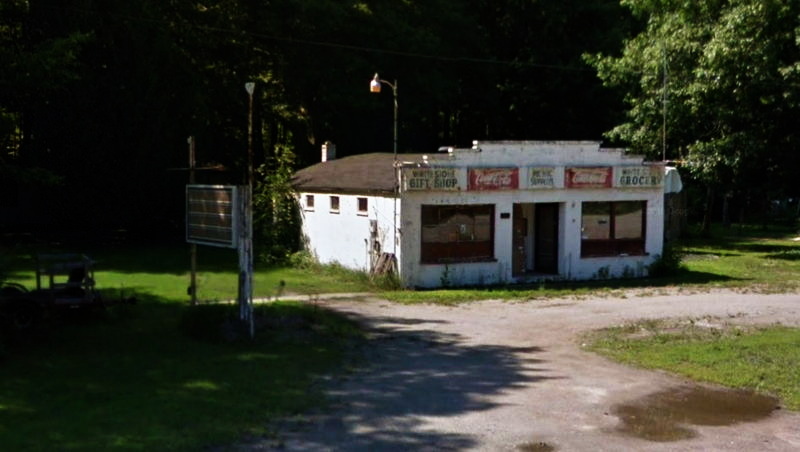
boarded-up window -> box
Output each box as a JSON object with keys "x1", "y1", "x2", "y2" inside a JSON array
[
  {"x1": 421, "y1": 205, "x2": 494, "y2": 263},
  {"x1": 581, "y1": 201, "x2": 646, "y2": 257}
]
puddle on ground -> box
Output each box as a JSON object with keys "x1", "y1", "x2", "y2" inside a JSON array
[
  {"x1": 612, "y1": 385, "x2": 780, "y2": 442},
  {"x1": 517, "y1": 441, "x2": 555, "y2": 452}
]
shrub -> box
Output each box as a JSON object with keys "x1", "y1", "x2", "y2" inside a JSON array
[
  {"x1": 372, "y1": 271, "x2": 402, "y2": 291},
  {"x1": 648, "y1": 244, "x2": 686, "y2": 277},
  {"x1": 288, "y1": 250, "x2": 318, "y2": 269}
]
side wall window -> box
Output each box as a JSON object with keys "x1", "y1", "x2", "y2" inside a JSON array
[
  {"x1": 330, "y1": 196, "x2": 340, "y2": 213},
  {"x1": 357, "y1": 197, "x2": 368, "y2": 215},
  {"x1": 581, "y1": 201, "x2": 646, "y2": 257},
  {"x1": 421, "y1": 204, "x2": 494, "y2": 263}
]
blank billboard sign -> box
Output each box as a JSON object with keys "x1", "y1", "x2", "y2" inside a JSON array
[{"x1": 186, "y1": 185, "x2": 238, "y2": 248}]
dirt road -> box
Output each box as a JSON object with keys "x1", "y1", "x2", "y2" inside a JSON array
[{"x1": 245, "y1": 290, "x2": 800, "y2": 451}]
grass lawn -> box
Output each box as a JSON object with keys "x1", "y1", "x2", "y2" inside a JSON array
[
  {"x1": 678, "y1": 224, "x2": 800, "y2": 292},
  {"x1": 0, "y1": 300, "x2": 364, "y2": 451},
  {"x1": 3, "y1": 242, "x2": 377, "y2": 303},
  {"x1": 4, "y1": 223, "x2": 798, "y2": 306},
  {"x1": 584, "y1": 319, "x2": 800, "y2": 410},
  {"x1": 0, "y1": 240, "x2": 371, "y2": 451},
  {"x1": 1, "y1": 223, "x2": 798, "y2": 448}
]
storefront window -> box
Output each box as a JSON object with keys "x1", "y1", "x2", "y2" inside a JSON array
[
  {"x1": 581, "y1": 201, "x2": 645, "y2": 257},
  {"x1": 421, "y1": 204, "x2": 494, "y2": 263}
]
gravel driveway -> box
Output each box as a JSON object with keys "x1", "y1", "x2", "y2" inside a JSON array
[{"x1": 243, "y1": 290, "x2": 800, "y2": 451}]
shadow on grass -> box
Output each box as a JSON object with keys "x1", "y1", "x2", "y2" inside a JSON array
[
  {"x1": 1, "y1": 291, "x2": 550, "y2": 451},
  {"x1": 0, "y1": 291, "x2": 362, "y2": 451},
  {"x1": 648, "y1": 269, "x2": 742, "y2": 286},
  {"x1": 681, "y1": 228, "x2": 800, "y2": 255},
  {"x1": 681, "y1": 249, "x2": 741, "y2": 258},
  {"x1": 722, "y1": 243, "x2": 800, "y2": 255},
  {"x1": 85, "y1": 244, "x2": 240, "y2": 275},
  {"x1": 765, "y1": 250, "x2": 800, "y2": 261},
  {"x1": 2, "y1": 241, "x2": 240, "y2": 276},
  {"x1": 260, "y1": 309, "x2": 561, "y2": 450}
]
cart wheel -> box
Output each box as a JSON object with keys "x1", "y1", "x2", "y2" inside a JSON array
[{"x1": 8, "y1": 301, "x2": 42, "y2": 331}]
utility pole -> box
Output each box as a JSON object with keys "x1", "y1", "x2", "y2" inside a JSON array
[
  {"x1": 188, "y1": 136, "x2": 198, "y2": 306},
  {"x1": 242, "y1": 82, "x2": 255, "y2": 339},
  {"x1": 662, "y1": 47, "x2": 668, "y2": 162}
]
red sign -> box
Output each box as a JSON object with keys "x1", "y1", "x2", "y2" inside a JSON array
[
  {"x1": 468, "y1": 168, "x2": 519, "y2": 190},
  {"x1": 565, "y1": 167, "x2": 612, "y2": 189}
]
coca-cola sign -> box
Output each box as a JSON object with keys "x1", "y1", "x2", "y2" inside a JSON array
[
  {"x1": 565, "y1": 167, "x2": 612, "y2": 188},
  {"x1": 468, "y1": 168, "x2": 519, "y2": 191}
]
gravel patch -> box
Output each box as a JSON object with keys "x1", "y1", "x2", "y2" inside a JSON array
[{"x1": 235, "y1": 290, "x2": 800, "y2": 451}]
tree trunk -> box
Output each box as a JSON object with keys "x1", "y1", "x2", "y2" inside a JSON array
[
  {"x1": 701, "y1": 185, "x2": 714, "y2": 236},
  {"x1": 722, "y1": 193, "x2": 731, "y2": 229}
]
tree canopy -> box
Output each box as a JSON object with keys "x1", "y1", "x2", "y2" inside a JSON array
[
  {"x1": 587, "y1": 0, "x2": 800, "y2": 221},
  {"x1": 2, "y1": 0, "x2": 798, "y2": 236}
]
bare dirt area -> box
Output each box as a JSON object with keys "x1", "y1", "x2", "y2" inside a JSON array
[{"x1": 240, "y1": 290, "x2": 800, "y2": 451}]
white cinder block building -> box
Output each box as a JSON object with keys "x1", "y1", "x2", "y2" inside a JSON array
[{"x1": 292, "y1": 141, "x2": 681, "y2": 288}]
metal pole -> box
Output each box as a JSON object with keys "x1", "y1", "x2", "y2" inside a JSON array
[
  {"x1": 188, "y1": 136, "x2": 198, "y2": 306},
  {"x1": 370, "y1": 74, "x2": 400, "y2": 268},
  {"x1": 392, "y1": 80, "x2": 398, "y2": 258},
  {"x1": 245, "y1": 82, "x2": 255, "y2": 339},
  {"x1": 662, "y1": 47, "x2": 668, "y2": 162},
  {"x1": 392, "y1": 79, "x2": 398, "y2": 157}
]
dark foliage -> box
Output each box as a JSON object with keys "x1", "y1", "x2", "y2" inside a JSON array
[
  {"x1": 648, "y1": 245, "x2": 686, "y2": 278},
  {"x1": 1, "y1": 0, "x2": 635, "y2": 238}
]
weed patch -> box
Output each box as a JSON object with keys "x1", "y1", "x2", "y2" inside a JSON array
[{"x1": 584, "y1": 319, "x2": 800, "y2": 410}]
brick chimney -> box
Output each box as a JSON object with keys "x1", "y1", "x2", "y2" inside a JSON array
[{"x1": 321, "y1": 141, "x2": 336, "y2": 162}]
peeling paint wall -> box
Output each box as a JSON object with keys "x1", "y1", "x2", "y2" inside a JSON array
[
  {"x1": 398, "y1": 141, "x2": 665, "y2": 288},
  {"x1": 296, "y1": 141, "x2": 672, "y2": 288}
]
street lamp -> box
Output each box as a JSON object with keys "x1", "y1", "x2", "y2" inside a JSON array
[
  {"x1": 370, "y1": 73, "x2": 397, "y2": 157},
  {"x1": 369, "y1": 73, "x2": 399, "y2": 260}
]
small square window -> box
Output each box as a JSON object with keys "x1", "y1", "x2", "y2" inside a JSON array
[
  {"x1": 305, "y1": 194, "x2": 315, "y2": 210},
  {"x1": 330, "y1": 196, "x2": 340, "y2": 213},
  {"x1": 357, "y1": 197, "x2": 368, "y2": 215}
]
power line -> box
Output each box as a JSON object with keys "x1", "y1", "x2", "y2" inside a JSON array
[{"x1": 24, "y1": 4, "x2": 594, "y2": 72}]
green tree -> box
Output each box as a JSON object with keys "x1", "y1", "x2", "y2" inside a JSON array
[
  {"x1": 253, "y1": 142, "x2": 301, "y2": 264},
  {"x1": 2, "y1": 0, "x2": 639, "y2": 234},
  {"x1": 587, "y1": 0, "x2": 800, "y2": 230},
  {"x1": 0, "y1": 1, "x2": 88, "y2": 225},
  {"x1": 474, "y1": 0, "x2": 633, "y2": 140}
]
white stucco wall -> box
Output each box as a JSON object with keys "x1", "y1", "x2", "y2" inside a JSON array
[
  {"x1": 399, "y1": 188, "x2": 663, "y2": 288},
  {"x1": 397, "y1": 141, "x2": 666, "y2": 288},
  {"x1": 296, "y1": 141, "x2": 675, "y2": 288},
  {"x1": 298, "y1": 192, "x2": 399, "y2": 270}
]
